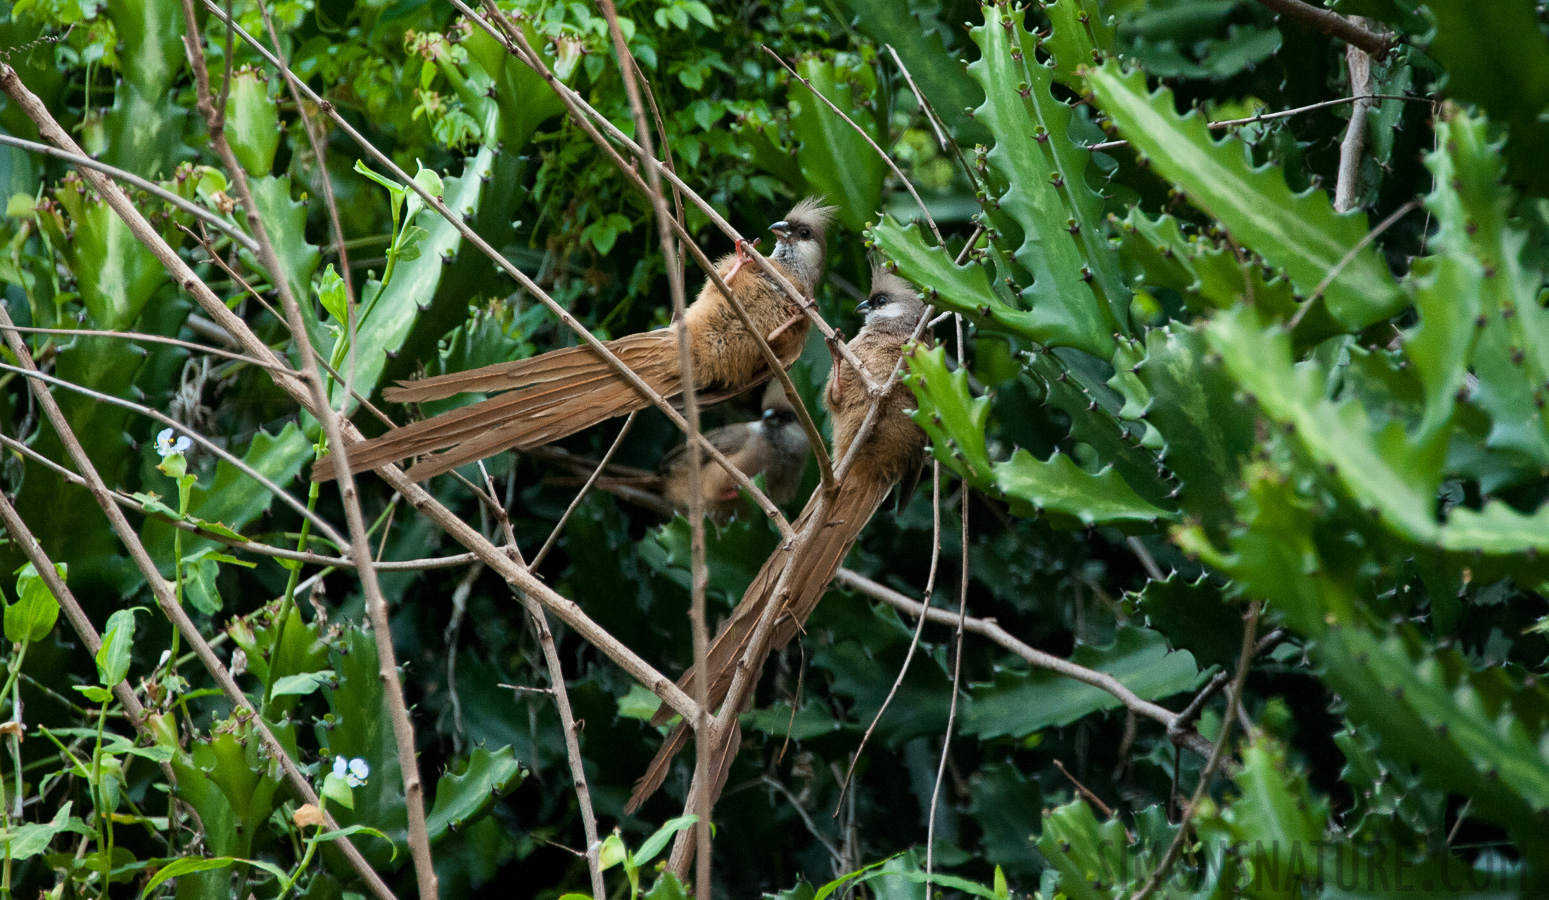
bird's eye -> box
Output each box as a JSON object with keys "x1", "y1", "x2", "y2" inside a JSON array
[
  {"x1": 798, "y1": 225, "x2": 812, "y2": 239},
  {"x1": 869, "y1": 294, "x2": 889, "y2": 306}
]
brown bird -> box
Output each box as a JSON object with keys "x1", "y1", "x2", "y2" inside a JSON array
[
  {"x1": 542, "y1": 381, "x2": 812, "y2": 522},
  {"x1": 658, "y1": 381, "x2": 811, "y2": 522},
  {"x1": 625, "y1": 269, "x2": 930, "y2": 814},
  {"x1": 315, "y1": 198, "x2": 836, "y2": 482}
]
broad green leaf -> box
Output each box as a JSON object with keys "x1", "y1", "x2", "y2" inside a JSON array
[
  {"x1": 840, "y1": 0, "x2": 985, "y2": 142},
  {"x1": 634, "y1": 815, "x2": 697, "y2": 868},
  {"x1": 270, "y1": 672, "x2": 333, "y2": 698},
  {"x1": 963, "y1": 626, "x2": 1205, "y2": 739},
  {"x1": 871, "y1": 220, "x2": 1033, "y2": 340},
  {"x1": 139, "y1": 855, "x2": 288, "y2": 898},
  {"x1": 1087, "y1": 63, "x2": 1404, "y2": 330},
  {"x1": 96, "y1": 608, "x2": 145, "y2": 687},
  {"x1": 3, "y1": 802, "x2": 83, "y2": 861},
  {"x1": 787, "y1": 53, "x2": 886, "y2": 233},
  {"x1": 1041, "y1": 0, "x2": 1115, "y2": 86},
  {"x1": 8, "y1": 562, "x2": 64, "y2": 643},
  {"x1": 994, "y1": 449, "x2": 1171, "y2": 525}
]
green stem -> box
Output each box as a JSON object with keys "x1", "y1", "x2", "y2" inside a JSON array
[
  {"x1": 90, "y1": 700, "x2": 112, "y2": 900},
  {"x1": 262, "y1": 452, "x2": 324, "y2": 716},
  {"x1": 274, "y1": 799, "x2": 327, "y2": 900}
]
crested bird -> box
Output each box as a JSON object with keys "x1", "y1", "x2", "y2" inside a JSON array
[
  {"x1": 315, "y1": 198, "x2": 835, "y2": 482},
  {"x1": 625, "y1": 269, "x2": 930, "y2": 814}
]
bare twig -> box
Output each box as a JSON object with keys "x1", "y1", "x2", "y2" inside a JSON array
[
  {"x1": 1085, "y1": 94, "x2": 1429, "y2": 152},
  {"x1": 1252, "y1": 0, "x2": 1395, "y2": 58},
  {"x1": 925, "y1": 481, "x2": 970, "y2": 887},
  {"x1": 531, "y1": 412, "x2": 637, "y2": 570},
  {"x1": 1131, "y1": 602, "x2": 1260, "y2": 900},
  {"x1": 594, "y1": 3, "x2": 712, "y2": 888},
  {"x1": 176, "y1": 5, "x2": 437, "y2": 891},
  {"x1": 1053, "y1": 759, "x2": 1115, "y2": 819},
  {"x1": 833, "y1": 569, "x2": 1218, "y2": 760},
  {"x1": 0, "y1": 324, "x2": 294, "y2": 372},
  {"x1": 1285, "y1": 196, "x2": 1421, "y2": 330}
]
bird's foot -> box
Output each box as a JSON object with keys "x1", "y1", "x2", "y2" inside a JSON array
[
  {"x1": 723, "y1": 237, "x2": 760, "y2": 283},
  {"x1": 765, "y1": 311, "x2": 804, "y2": 346},
  {"x1": 826, "y1": 329, "x2": 847, "y2": 382}
]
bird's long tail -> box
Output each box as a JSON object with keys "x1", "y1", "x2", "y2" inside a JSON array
[
  {"x1": 625, "y1": 473, "x2": 892, "y2": 813},
  {"x1": 315, "y1": 329, "x2": 684, "y2": 482}
]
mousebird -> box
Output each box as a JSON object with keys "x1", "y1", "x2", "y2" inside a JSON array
[
  {"x1": 314, "y1": 198, "x2": 835, "y2": 482},
  {"x1": 543, "y1": 381, "x2": 812, "y2": 522},
  {"x1": 625, "y1": 269, "x2": 929, "y2": 814}
]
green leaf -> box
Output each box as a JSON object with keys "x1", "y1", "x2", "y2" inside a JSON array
[
  {"x1": 3, "y1": 801, "x2": 81, "y2": 861},
  {"x1": 1087, "y1": 63, "x2": 1404, "y2": 330},
  {"x1": 270, "y1": 671, "x2": 333, "y2": 698},
  {"x1": 633, "y1": 815, "x2": 697, "y2": 869},
  {"x1": 139, "y1": 855, "x2": 288, "y2": 898},
  {"x1": 872, "y1": 220, "x2": 1039, "y2": 340},
  {"x1": 994, "y1": 449, "x2": 1171, "y2": 525},
  {"x1": 787, "y1": 53, "x2": 886, "y2": 233},
  {"x1": 316, "y1": 264, "x2": 348, "y2": 324},
  {"x1": 963, "y1": 625, "x2": 1205, "y2": 739},
  {"x1": 425, "y1": 746, "x2": 524, "y2": 844},
  {"x1": 321, "y1": 771, "x2": 355, "y2": 811},
  {"x1": 96, "y1": 608, "x2": 145, "y2": 687},
  {"x1": 969, "y1": 8, "x2": 1126, "y2": 347},
  {"x1": 224, "y1": 68, "x2": 280, "y2": 177},
  {"x1": 74, "y1": 686, "x2": 113, "y2": 703},
  {"x1": 8, "y1": 562, "x2": 64, "y2": 643}
]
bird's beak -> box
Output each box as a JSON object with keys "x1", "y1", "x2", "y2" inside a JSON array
[
  {"x1": 855, "y1": 297, "x2": 875, "y2": 315},
  {"x1": 769, "y1": 220, "x2": 791, "y2": 241}
]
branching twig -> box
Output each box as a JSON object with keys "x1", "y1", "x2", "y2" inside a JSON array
[
  {"x1": 1086, "y1": 93, "x2": 1428, "y2": 152},
  {"x1": 1252, "y1": 0, "x2": 1395, "y2": 58},
  {"x1": 1131, "y1": 601, "x2": 1260, "y2": 900},
  {"x1": 833, "y1": 569, "x2": 1218, "y2": 760},
  {"x1": 1334, "y1": 18, "x2": 1377, "y2": 214}
]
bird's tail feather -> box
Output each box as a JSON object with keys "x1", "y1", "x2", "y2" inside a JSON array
[
  {"x1": 314, "y1": 330, "x2": 681, "y2": 481},
  {"x1": 625, "y1": 474, "x2": 891, "y2": 812}
]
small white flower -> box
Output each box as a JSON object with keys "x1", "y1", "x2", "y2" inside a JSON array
[
  {"x1": 333, "y1": 755, "x2": 369, "y2": 787},
  {"x1": 155, "y1": 428, "x2": 192, "y2": 458},
  {"x1": 156, "y1": 650, "x2": 172, "y2": 671}
]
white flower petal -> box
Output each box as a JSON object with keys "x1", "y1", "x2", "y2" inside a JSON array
[
  {"x1": 333, "y1": 755, "x2": 348, "y2": 777},
  {"x1": 349, "y1": 758, "x2": 371, "y2": 781}
]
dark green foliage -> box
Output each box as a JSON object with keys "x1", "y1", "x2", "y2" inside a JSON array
[{"x1": 1, "y1": 0, "x2": 1547, "y2": 896}]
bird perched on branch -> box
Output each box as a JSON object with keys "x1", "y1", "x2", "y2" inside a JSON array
[
  {"x1": 314, "y1": 198, "x2": 836, "y2": 483},
  {"x1": 625, "y1": 269, "x2": 929, "y2": 814},
  {"x1": 544, "y1": 381, "x2": 812, "y2": 523}
]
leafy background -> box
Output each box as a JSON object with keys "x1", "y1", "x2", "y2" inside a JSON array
[{"x1": 0, "y1": 0, "x2": 1547, "y2": 897}]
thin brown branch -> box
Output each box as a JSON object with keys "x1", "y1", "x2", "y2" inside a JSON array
[
  {"x1": 833, "y1": 569, "x2": 1218, "y2": 760},
  {"x1": 761, "y1": 44, "x2": 943, "y2": 245},
  {"x1": 925, "y1": 480, "x2": 970, "y2": 886},
  {"x1": 1253, "y1": 0, "x2": 1395, "y2": 58},
  {"x1": 1132, "y1": 601, "x2": 1260, "y2": 900},
  {"x1": 1286, "y1": 196, "x2": 1421, "y2": 330},
  {"x1": 0, "y1": 324, "x2": 295, "y2": 373},
  {"x1": 593, "y1": 5, "x2": 711, "y2": 889},
  {"x1": 531, "y1": 412, "x2": 637, "y2": 570},
  {"x1": 1085, "y1": 93, "x2": 1428, "y2": 152},
  {"x1": 1334, "y1": 19, "x2": 1376, "y2": 214},
  {"x1": 176, "y1": 5, "x2": 438, "y2": 892}
]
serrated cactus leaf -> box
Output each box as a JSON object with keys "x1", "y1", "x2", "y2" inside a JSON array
[
  {"x1": 1135, "y1": 323, "x2": 1254, "y2": 530},
  {"x1": 319, "y1": 627, "x2": 408, "y2": 868},
  {"x1": 1423, "y1": 0, "x2": 1549, "y2": 195},
  {"x1": 969, "y1": 7, "x2": 1124, "y2": 350},
  {"x1": 873, "y1": 216, "x2": 1095, "y2": 349},
  {"x1": 1035, "y1": 800, "x2": 1132, "y2": 900},
  {"x1": 787, "y1": 53, "x2": 886, "y2": 234},
  {"x1": 1418, "y1": 105, "x2": 1549, "y2": 464},
  {"x1": 461, "y1": 23, "x2": 568, "y2": 151},
  {"x1": 1040, "y1": 0, "x2": 1115, "y2": 86},
  {"x1": 1114, "y1": 207, "x2": 1296, "y2": 320},
  {"x1": 426, "y1": 747, "x2": 524, "y2": 844},
  {"x1": 904, "y1": 342, "x2": 995, "y2": 489},
  {"x1": 1087, "y1": 63, "x2": 1404, "y2": 330},
  {"x1": 994, "y1": 448, "x2": 1171, "y2": 525},
  {"x1": 1128, "y1": 572, "x2": 1241, "y2": 669},
  {"x1": 224, "y1": 69, "x2": 280, "y2": 177},
  {"x1": 965, "y1": 626, "x2": 1202, "y2": 738}
]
